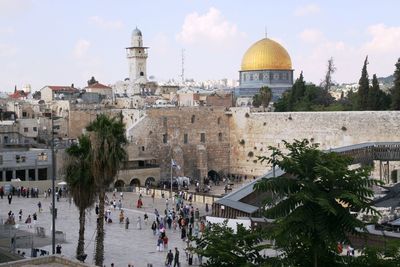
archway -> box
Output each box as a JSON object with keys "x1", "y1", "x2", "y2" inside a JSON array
[
  {"x1": 208, "y1": 170, "x2": 221, "y2": 183},
  {"x1": 114, "y1": 180, "x2": 125, "y2": 188},
  {"x1": 130, "y1": 178, "x2": 141, "y2": 187},
  {"x1": 145, "y1": 177, "x2": 155, "y2": 187}
]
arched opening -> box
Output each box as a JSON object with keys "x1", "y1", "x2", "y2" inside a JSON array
[
  {"x1": 140, "y1": 71, "x2": 144, "y2": 76},
  {"x1": 130, "y1": 178, "x2": 141, "y2": 187},
  {"x1": 145, "y1": 177, "x2": 155, "y2": 187},
  {"x1": 114, "y1": 180, "x2": 125, "y2": 188},
  {"x1": 208, "y1": 170, "x2": 221, "y2": 183}
]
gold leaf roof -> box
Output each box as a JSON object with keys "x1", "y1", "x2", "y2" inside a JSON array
[{"x1": 241, "y1": 38, "x2": 292, "y2": 71}]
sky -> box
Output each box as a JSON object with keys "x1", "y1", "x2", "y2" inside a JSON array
[{"x1": 1, "y1": 0, "x2": 400, "y2": 92}]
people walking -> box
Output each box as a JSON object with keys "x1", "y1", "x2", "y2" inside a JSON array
[
  {"x1": 18, "y1": 209, "x2": 22, "y2": 221},
  {"x1": 151, "y1": 221, "x2": 157, "y2": 235},
  {"x1": 166, "y1": 249, "x2": 174, "y2": 266},
  {"x1": 125, "y1": 217, "x2": 130, "y2": 229},
  {"x1": 136, "y1": 216, "x2": 142, "y2": 230},
  {"x1": 173, "y1": 247, "x2": 180, "y2": 267},
  {"x1": 7, "y1": 193, "x2": 12, "y2": 205}
]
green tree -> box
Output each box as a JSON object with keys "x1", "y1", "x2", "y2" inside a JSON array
[
  {"x1": 87, "y1": 114, "x2": 127, "y2": 266},
  {"x1": 391, "y1": 58, "x2": 400, "y2": 110},
  {"x1": 253, "y1": 86, "x2": 272, "y2": 110},
  {"x1": 274, "y1": 72, "x2": 306, "y2": 112},
  {"x1": 358, "y1": 56, "x2": 370, "y2": 110},
  {"x1": 254, "y1": 139, "x2": 381, "y2": 267},
  {"x1": 191, "y1": 221, "x2": 270, "y2": 267},
  {"x1": 367, "y1": 74, "x2": 381, "y2": 110},
  {"x1": 64, "y1": 135, "x2": 97, "y2": 260},
  {"x1": 289, "y1": 71, "x2": 306, "y2": 110}
]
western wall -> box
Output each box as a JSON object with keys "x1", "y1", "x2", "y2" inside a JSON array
[
  {"x1": 229, "y1": 108, "x2": 400, "y2": 176},
  {"x1": 128, "y1": 107, "x2": 400, "y2": 180}
]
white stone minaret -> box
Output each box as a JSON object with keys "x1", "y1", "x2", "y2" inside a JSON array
[{"x1": 126, "y1": 27, "x2": 148, "y2": 83}]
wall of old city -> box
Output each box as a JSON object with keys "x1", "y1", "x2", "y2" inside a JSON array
[
  {"x1": 229, "y1": 108, "x2": 400, "y2": 176},
  {"x1": 128, "y1": 107, "x2": 231, "y2": 181}
]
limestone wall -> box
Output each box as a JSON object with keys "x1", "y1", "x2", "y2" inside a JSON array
[
  {"x1": 229, "y1": 108, "x2": 400, "y2": 176},
  {"x1": 128, "y1": 107, "x2": 231, "y2": 180}
]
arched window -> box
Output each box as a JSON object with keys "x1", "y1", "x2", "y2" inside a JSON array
[{"x1": 140, "y1": 71, "x2": 144, "y2": 76}]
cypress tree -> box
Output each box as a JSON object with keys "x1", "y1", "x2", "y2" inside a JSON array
[
  {"x1": 288, "y1": 71, "x2": 306, "y2": 110},
  {"x1": 391, "y1": 58, "x2": 400, "y2": 110},
  {"x1": 367, "y1": 74, "x2": 380, "y2": 110},
  {"x1": 358, "y1": 56, "x2": 369, "y2": 110}
]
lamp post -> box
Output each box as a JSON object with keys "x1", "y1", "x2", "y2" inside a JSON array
[{"x1": 51, "y1": 111, "x2": 56, "y2": 254}]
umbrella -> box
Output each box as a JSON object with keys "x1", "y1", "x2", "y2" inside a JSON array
[{"x1": 57, "y1": 181, "x2": 67, "y2": 185}]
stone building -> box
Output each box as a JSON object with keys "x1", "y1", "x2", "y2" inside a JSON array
[
  {"x1": 40, "y1": 86, "x2": 79, "y2": 102},
  {"x1": 127, "y1": 107, "x2": 231, "y2": 183}
]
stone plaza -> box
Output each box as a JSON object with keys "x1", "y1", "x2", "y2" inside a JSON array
[{"x1": 0, "y1": 190, "x2": 209, "y2": 267}]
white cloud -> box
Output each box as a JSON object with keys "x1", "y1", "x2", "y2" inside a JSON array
[
  {"x1": 299, "y1": 29, "x2": 323, "y2": 43},
  {"x1": 177, "y1": 7, "x2": 242, "y2": 44},
  {"x1": 295, "y1": 23, "x2": 400, "y2": 84},
  {"x1": 73, "y1": 39, "x2": 91, "y2": 58},
  {"x1": 363, "y1": 23, "x2": 400, "y2": 54},
  {"x1": 0, "y1": 26, "x2": 14, "y2": 34},
  {"x1": 0, "y1": 0, "x2": 33, "y2": 15},
  {"x1": 89, "y1": 16, "x2": 124, "y2": 30},
  {"x1": 294, "y1": 4, "x2": 320, "y2": 17},
  {"x1": 0, "y1": 44, "x2": 17, "y2": 57}
]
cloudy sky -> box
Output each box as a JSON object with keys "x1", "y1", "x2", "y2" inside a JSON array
[{"x1": 1, "y1": 0, "x2": 399, "y2": 91}]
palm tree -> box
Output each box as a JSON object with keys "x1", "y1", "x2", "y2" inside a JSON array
[
  {"x1": 64, "y1": 135, "x2": 96, "y2": 260},
  {"x1": 87, "y1": 114, "x2": 127, "y2": 266},
  {"x1": 254, "y1": 139, "x2": 381, "y2": 267}
]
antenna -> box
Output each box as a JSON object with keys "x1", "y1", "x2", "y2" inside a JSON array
[{"x1": 181, "y1": 48, "x2": 185, "y2": 85}]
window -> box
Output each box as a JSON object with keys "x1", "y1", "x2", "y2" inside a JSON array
[
  {"x1": 24, "y1": 127, "x2": 28, "y2": 132},
  {"x1": 22, "y1": 111, "x2": 27, "y2": 117},
  {"x1": 217, "y1": 117, "x2": 221, "y2": 124},
  {"x1": 141, "y1": 146, "x2": 145, "y2": 151},
  {"x1": 163, "y1": 134, "x2": 168, "y2": 144},
  {"x1": 250, "y1": 74, "x2": 253, "y2": 81},
  {"x1": 38, "y1": 152, "x2": 48, "y2": 161},
  {"x1": 191, "y1": 115, "x2": 195, "y2": 123},
  {"x1": 218, "y1": 132, "x2": 223, "y2": 142},
  {"x1": 16, "y1": 155, "x2": 26, "y2": 163},
  {"x1": 140, "y1": 71, "x2": 144, "y2": 76},
  {"x1": 33, "y1": 127, "x2": 37, "y2": 132},
  {"x1": 0, "y1": 155, "x2": 2, "y2": 165},
  {"x1": 163, "y1": 117, "x2": 167, "y2": 127},
  {"x1": 259, "y1": 73, "x2": 263, "y2": 80},
  {"x1": 200, "y1": 133, "x2": 205, "y2": 143},
  {"x1": 184, "y1": 134, "x2": 188, "y2": 144}
]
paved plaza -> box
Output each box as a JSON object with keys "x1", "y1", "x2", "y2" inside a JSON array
[{"x1": 0, "y1": 190, "x2": 210, "y2": 267}]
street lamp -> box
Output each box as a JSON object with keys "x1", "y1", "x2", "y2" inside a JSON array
[{"x1": 50, "y1": 111, "x2": 61, "y2": 254}]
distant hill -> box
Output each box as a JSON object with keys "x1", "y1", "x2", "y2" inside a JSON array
[{"x1": 377, "y1": 75, "x2": 394, "y2": 84}]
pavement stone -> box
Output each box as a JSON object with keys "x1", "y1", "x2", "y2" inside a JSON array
[{"x1": 0, "y1": 191, "x2": 210, "y2": 267}]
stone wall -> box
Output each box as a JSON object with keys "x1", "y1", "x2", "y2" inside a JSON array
[
  {"x1": 229, "y1": 108, "x2": 400, "y2": 176},
  {"x1": 128, "y1": 107, "x2": 231, "y2": 180}
]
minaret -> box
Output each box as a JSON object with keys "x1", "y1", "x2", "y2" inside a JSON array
[{"x1": 126, "y1": 27, "x2": 148, "y2": 83}]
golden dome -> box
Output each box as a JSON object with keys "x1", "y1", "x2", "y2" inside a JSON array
[{"x1": 241, "y1": 38, "x2": 292, "y2": 71}]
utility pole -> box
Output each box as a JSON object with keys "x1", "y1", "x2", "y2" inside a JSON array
[
  {"x1": 51, "y1": 111, "x2": 56, "y2": 254},
  {"x1": 181, "y1": 49, "x2": 185, "y2": 85}
]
